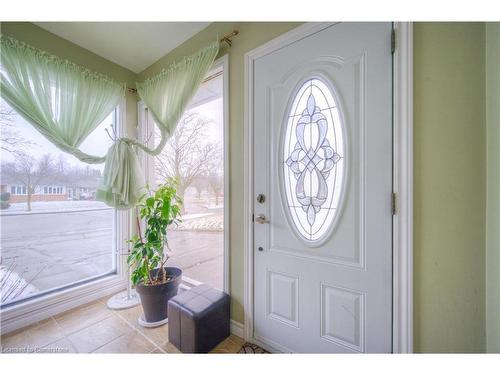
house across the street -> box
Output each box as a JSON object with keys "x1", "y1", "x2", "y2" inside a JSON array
[{"x1": 0, "y1": 176, "x2": 100, "y2": 203}]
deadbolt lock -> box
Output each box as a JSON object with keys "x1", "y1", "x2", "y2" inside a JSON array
[{"x1": 256, "y1": 194, "x2": 265, "y2": 203}]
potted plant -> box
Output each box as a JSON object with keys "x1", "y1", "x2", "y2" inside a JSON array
[{"x1": 127, "y1": 181, "x2": 183, "y2": 324}]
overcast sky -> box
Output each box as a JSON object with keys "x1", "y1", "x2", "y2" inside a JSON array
[
  {"x1": 0, "y1": 95, "x2": 223, "y2": 172},
  {"x1": 1, "y1": 97, "x2": 113, "y2": 171}
]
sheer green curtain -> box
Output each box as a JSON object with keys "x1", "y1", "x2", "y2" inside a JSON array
[
  {"x1": 0, "y1": 34, "x2": 125, "y2": 164},
  {"x1": 0, "y1": 34, "x2": 219, "y2": 209},
  {"x1": 96, "y1": 41, "x2": 219, "y2": 208},
  {"x1": 136, "y1": 41, "x2": 219, "y2": 155}
]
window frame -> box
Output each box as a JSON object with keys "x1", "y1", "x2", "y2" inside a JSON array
[
  {"x1": 138, "y1": 56, "x2": 230, "y2": 293},
  {"x1": 0, "y1": 100, "x2": 130, "y2": 335}
]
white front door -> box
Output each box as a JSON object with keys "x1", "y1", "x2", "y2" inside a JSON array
[{"x1": 252, "y1": 22, "x2": 393, "y2": 353}]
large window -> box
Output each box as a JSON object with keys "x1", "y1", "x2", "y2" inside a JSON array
[
  {"x1": 143, "y1": 63, "x2": 226, "y2": 290},
  {"x1": 0, "y1": 98, "x2": 119, "y2": 307}
]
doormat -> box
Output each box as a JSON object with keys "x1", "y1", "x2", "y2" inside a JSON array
[{"x1": 237, "y1": 342, "x2": 269, "y2": 354}]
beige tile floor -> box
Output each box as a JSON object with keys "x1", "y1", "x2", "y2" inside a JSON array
[{"x1": 0, "y1": 296, "x2": 245, "y2": 354}]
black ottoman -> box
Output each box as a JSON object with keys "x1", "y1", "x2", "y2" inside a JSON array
[{"x1": 168, "y1": 284, "x2": 230, "y2": 353}]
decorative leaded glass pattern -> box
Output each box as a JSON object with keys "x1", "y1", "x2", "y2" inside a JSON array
[{"x1": 283, "y1": 78, "x2": 345, "y2": 242}]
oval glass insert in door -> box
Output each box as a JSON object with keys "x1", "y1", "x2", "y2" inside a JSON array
[{"x1": 282, "y1": 77, "x2": 346, "y2": 243}]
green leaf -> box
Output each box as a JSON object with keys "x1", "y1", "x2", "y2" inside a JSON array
[
  {"x1": 161, "y1": 199, "x2": 171, "y2": 220},
  {"x1": 127, "y1": 180, "x2": 186, "y2": 285},
  {"x1": 146, "y1": 197, "x2": 155, "y2": 208}
]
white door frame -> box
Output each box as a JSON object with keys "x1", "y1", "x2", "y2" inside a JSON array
[{"x1": 243, "y1": 22, "x2": 413, "y2": 353}]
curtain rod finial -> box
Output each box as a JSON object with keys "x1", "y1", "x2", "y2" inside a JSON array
[{"x1": 220, "y1": 30, "x2": 239, "y2": 47}]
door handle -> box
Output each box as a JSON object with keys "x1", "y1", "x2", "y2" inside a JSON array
[{"x1": 255, "y1": 214, "x2": 269, "y2": 224}]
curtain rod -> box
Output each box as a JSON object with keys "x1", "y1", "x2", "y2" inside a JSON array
[{"x1": 127, "y1": 30, "x2": 238, "y2": 94}]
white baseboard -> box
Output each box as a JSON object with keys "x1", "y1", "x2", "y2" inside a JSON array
[{"x1": 230, "y1": 319, "x2": 244, "y2": 339}]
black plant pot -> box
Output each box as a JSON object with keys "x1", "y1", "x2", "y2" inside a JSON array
[{"x1": 135, "y1": 267, "x2": 182, "y2": 323}]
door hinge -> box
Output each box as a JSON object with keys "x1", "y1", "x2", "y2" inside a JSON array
[
  {"x1": 391, "y1": 192, "x2": 397, "y2": 215},
  {"x1": 252, "y1": 213, "x2": 255, "y2": 222},
  {"x1": 391, "y1": 29, "x2": 396, "y2": 54}
]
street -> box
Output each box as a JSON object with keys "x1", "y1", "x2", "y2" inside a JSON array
[{"x1": 0, "y1": 208, "x2": 223, "y2": 305}]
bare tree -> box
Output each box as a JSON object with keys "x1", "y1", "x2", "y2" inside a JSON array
[
  {"x1": 205, "y1": 143, "x2": 224, "y2": 207},
  {"x1": 191, "y1": 176, "x2": 208, "y2": 200},
  {"x1": 56, "y1": 154, "x2": 70, "y2": 175},
  {"x1": 0, "y1": 104, "x2": 35, "y2": 156},
  {"x1": 2, "y1": 153, "x2": 55, "y2": 211},
  {"x1": 154, "y1": 112, "x2": 220, "y2": 211}
]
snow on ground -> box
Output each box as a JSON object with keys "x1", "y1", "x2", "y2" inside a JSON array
[
  {"x1": 0, "y1": 266, "x2": 38, "y2": 304},
  {"x1": 1, "y1": 200, "x2": 109, "y2": 215},
  {"x1": 175, "y1": 213, "x2": 223, "y2": 231},
  {"x1": 1, "y1": 200, "x2": 221, "y2": 225}
]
